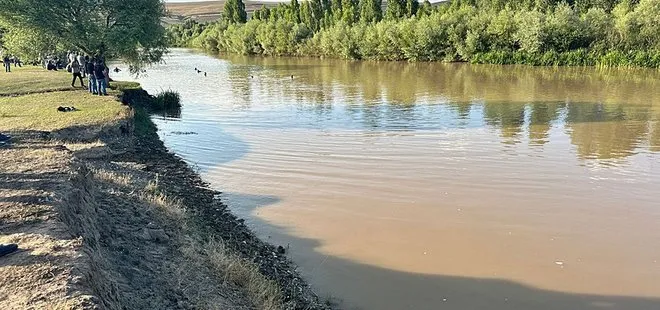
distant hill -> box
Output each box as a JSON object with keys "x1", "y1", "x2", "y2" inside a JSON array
[{"x1": 165, "y1": 1, "x2": 278, "y2": 23}]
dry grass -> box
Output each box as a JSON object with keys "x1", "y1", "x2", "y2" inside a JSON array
[
  {"x1": 137, "y1": 172, "x2": 283, "y2": 310},
  {"x1": 0, "y1": 66, "x2": 73, "y2": 96},
  {"x1": 141, "y1": 177, "x2": 186, "y2": 220},
  {"x1": 203, "y1": 239, "x2": 283, "y2": 310},
  {"x1": 166, "y1": 1, "x2": 225, "y2": 16},
  {"x1": 165, "y1": 1, "x2": 277, "y2": 17},
  {"x1": 61, "y1": 140, "x2": 106, "y2": 151},
  {"x1": 91, "y1": 168, "x2": 134, "y2": 187}
]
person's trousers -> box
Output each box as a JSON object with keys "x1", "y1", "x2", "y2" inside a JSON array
[
  {"x1": 97, "y1": 78, "x2": 107, "y2": 95},
  {"x1": 72, "y1": 73, "x2": 84, "y2": 87},
  {"x1": 89, "y1": 76, "x2": 98, "y2": 94}
]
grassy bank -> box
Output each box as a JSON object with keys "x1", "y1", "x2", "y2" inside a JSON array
[
  {"x1": 0, "y1": 67, "x2": 330, "y2": 309},
  {"x1": 0, "y1": 66, "x2": 74, "y2": 96}
]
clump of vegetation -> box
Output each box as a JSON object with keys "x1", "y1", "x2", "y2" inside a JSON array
[
  {"x1": 153, "y1": 90, "x2": 182, "y2": 110},
  {"x1": 109, "y1": 81, "x2": 142, "y2": 92},
  {"x1": 168, "y1": 0, "x2": 660, "y2": 68}
]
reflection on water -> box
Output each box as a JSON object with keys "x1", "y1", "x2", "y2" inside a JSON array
[
  {"x1": 219, "y1": 54, "x2": 660, "y2": 161},
  {"x1": 113, "y1": 49, "x2": 660, "y2": 310}
]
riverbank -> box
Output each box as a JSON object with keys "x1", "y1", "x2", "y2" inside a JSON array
[{"x1": 0, "y1": 67, "x2": 331, "y2": 309}]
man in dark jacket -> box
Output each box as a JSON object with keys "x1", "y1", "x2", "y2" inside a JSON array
[
  {"x1": 93, "y1": 59, "x2": 107, "y2": 96},
  {"x1": 86, "y1": 57, "x2": 97, "y2": 94},
  {"x1": 3, "y1": 55, "x2": 10, "y2": 72}
]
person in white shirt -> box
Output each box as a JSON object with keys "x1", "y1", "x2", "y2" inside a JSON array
[{"x1": 77, "y1": 53, "x2": 86, "y2": 77}]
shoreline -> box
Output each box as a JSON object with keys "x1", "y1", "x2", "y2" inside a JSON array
[
  {"x1": 0, "y1": 79, "x2": 332, "y2": 309},
  {"x1": 125, "y1": 94, "x2": 332, "y2": 309}
]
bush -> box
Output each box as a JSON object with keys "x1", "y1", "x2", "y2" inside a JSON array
[{"x1": 153, "y1": 90, "x2": 182, "y2": 110}]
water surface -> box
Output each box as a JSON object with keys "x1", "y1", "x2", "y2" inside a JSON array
[{"x1": 114, "y1": 49, "x2": 660, "y2": 310}]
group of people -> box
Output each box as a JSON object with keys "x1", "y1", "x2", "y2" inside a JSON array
[
  {"x1": 65, "y1": 51, "x2": 109, "y2": 96},
  {"x1": 2, "y1": 54, "x2": 21, "y2": 72}
]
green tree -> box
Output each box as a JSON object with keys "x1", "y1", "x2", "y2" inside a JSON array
[
  {"x1": 224, "y1": 0, "x2": 248, "y2": 23},
  {"x1": 0, "y1": 0, "x2": 167, "y2": 71},
  {"x1": 311, "y1": 0, "x2": 324, "y2": 31},
  {"x1": 322, "y1": 0, "x2": 333, "y2": 21},
  {"x1": 0, "y1": 26, "x2": 60, "y2": 62},
  {"x1": 405, "y1": 0, "x2": 419, "y2": 17},
  {"x1": 417, "y1": 0, "x2": 433, "y2": 16},
  {"x1": 626, "y1": 0, "x2": 660, "y2": 50},
  {"x1": 287, "y1": 0, "x2": 302, "y2": 23},
  {"x1": 332, "y1": 0, "x2": 344, "y2": 22},
  {"x1": 385, "y1": 0, "x2": 406, "y2": 20},
  {"x1": 342, "y1": 0, "x2": 359, "y2": 24},
  {"x1": 359, "y1": 0, "x2": 383, "y2": 22},
  {"x1": 301, "y1": 1, "x2": 318, "y2": 31}
]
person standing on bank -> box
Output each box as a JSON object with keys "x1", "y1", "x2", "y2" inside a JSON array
[
  {"x1": 77, "y1": 53, "x2": 86, "y2": 77},
  {"x1": 3, "y1": 55, "x2": 10, "y2": 72},
  {"x1": 93, "y1": 59, "x2": 107, "y2": 96},
  {"x1": 86, "y1": 57, "x2": 96, "y2": 94},
  {"x1": 69, "y1": 59, "x2": 85, "y2": 88}
]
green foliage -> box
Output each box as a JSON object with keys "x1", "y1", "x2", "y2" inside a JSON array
[
  {"x1": 342, "y1": 0, "x2": 359, "y2": 24},
  {"x1": 167, "y1": 0, "x2": 660, "y2": 68},
  {"x1": 154, "y1": 90, "x2": 182, "y2": 110},
  {"x1": 0, "y1": 26, "x2": 60, "y2": 62},
  {"x1": 385, "y1": 0, "x2": 406, "y2": 20},
  {"x1": 332, "y1": 0, "x2": 344, "y2": 22},
  {"x1": 167, "y1": 19, "x2": 207, "y2": 48},
  {"x1": 406, "y1": 0, "x2": 419, "y2": 17},
  {"x1": 0, "y1": 0, "x2": 167, "y2": 72},
  {"x1": 224, "y1": 0, "x2": 248, "y2": 24},
  {"x1": 359, "y1": 0, "x2": 383, "y2": 22},
  {"x1": 288, "y1": 0, "x2": 302, "y2": 23},
  {"x1": 417, "y1": 1, "x2": 433, "y2": 17}
]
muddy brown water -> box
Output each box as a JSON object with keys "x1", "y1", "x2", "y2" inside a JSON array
[{"x1": 113, "y1": 49, "x2": 660, "y2": 310}]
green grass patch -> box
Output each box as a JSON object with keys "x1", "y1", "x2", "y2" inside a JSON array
[
  {"x1": 109, "y1": 81, "x2": 142, "y2": 92},
  {"x1": 0, "y1": 66, "x2": 74, "y2": 96},
  {"x1": 0, "y1": 91, "x2": 128, "y2": 131}
]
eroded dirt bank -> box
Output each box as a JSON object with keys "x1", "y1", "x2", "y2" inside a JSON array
[{"x1": 0, "y1": 101, "x2": 331, "y2": 309}]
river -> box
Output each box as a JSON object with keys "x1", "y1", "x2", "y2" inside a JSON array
[{"x1": 113, "y1": 49, "x2": 660, "y2": 310}]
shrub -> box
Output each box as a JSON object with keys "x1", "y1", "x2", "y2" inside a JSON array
[{"x1": 154, "y1": 90, "x2": 182, "y2": 110}]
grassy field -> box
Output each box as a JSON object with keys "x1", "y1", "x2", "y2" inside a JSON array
[
  {"x1": 166, "y1": 1, "x2": 225, "y2": 16},
  {"x1": 165, "y1": 1, "x2": 278, "y2": 22},
  {"x1": 0, "y1": 92, "x2": 127, "y2": 131},
  {"x1": 0, "y1": 66, "x2": 128, "y2": 132},
  {"x1": 0, "y1": 66, "x2": 74, "y2": 96}
]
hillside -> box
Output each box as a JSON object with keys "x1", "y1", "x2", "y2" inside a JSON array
[{"x1": 165, "y1": 1, "x2": 278, "y2": 23}]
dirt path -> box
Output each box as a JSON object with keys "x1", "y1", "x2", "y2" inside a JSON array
[{"x1": 0, "y1": 132, "x2": 100, "y2": 309}]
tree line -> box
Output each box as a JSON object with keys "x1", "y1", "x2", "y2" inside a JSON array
[
  {"x1": 167, "y1": 0, "x2": 660, "y2": 68},
  {"x1": 0, "y1": 0, "x2": 167, "y2": 72}
]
